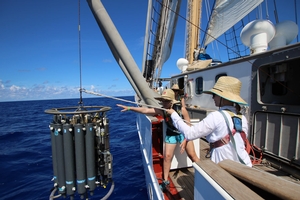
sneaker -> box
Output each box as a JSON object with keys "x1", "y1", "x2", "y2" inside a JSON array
[{"x1": 160, "y1": 180, "x2": 170, "y2": 191}]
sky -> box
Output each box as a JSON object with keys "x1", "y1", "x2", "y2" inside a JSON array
[{"x1": 0, "y1": 0, "x2": 299, "y2": 102}]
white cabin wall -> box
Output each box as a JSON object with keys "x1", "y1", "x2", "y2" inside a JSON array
[{"x1": 182, "y1": 59, "x2": 256, "y2": 120}]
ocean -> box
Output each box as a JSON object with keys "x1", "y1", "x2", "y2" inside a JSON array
[{"x1": 0, "y1": 97, "x2": 148, "y2": 200}]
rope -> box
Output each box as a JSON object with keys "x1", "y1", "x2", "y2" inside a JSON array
[
  {"x1": 100, "y1": 181, "x2": 115, "y2": 200},
  {"x1": 49, "y1": 187, "x2": 61, "y2": 200},
  {"x1": 81, "y1": 89, "x2": 193, "y2": 125},
  {"x1": 82, "y1": 89, "x2": 168, "y2": 111}
]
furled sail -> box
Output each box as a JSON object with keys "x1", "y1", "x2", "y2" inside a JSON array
[
  {"x1": 203, "y1": 0, "x2": 263, "y2": 47},
  {"x1": 143, "y1": 0, "x2": 181, "y2": 85}
]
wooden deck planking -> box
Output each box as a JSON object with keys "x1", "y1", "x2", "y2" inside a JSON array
[
  {"x1": 168, "y1": 138, "x2": 300, "y2": 200},
  {"x1": 169, "y1": 168, "x2": 194, "y2": 200},
  {"x1": 219, "y1": 159, "x2": 300, "y2": 199},
  {"x1": 168, "y1": 138, "x2": 210, "y2": 200}
]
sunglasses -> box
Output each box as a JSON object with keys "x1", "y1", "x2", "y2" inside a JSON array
[{"x1": 212, "y1": 93, "x2": 216, "y2": 98}]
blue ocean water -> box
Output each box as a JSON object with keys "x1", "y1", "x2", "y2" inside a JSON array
[{"x1": 0, "y1": 97, "x2": 148, "y2": 200}]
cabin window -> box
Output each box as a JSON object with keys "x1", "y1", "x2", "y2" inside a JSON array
[
  {"x1": 258, "y1": 61, "x2": 300, "y2": 105},
  {"x1": 177, "y1": 77, "x2": 185, "y2": 90},
  {"x1": 272, "y1": 81, "x2": 287, "y2": 96},
  {"x1": 195, "y1": 77, "x2": 203, "y2": 94},
  {"x1": 215, "y1": 73, "x2": 227, "y2": 82}
]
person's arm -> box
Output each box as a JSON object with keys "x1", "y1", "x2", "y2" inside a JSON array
[
  {"x1": 166, "y1": 109, "x2": 192, "y2": 137},
  {"x1": 167, "y1": 109, "x2": 214, "y2": 140},
  {"x1": 180, "y1": 97, "x2": 191, "y2": 126},
  {"x1": 180, "y1": 97, "x2": 190, "y2": 152},
  {"x1": 117, "y1": 104, "x2": 160, "y2": 115}
]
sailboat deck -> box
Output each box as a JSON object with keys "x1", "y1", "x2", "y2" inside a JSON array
[
  {"x1": 169, "y1": 167, "x2": 194, "y2": 200},
  {"x1": 169, "y1": 138, "x2": 300, "y2": 200},
  {"x1": 169, "y1": 138, "x2": 210, "y2": 199}
]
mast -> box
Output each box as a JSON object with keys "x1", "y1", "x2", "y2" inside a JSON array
[{"x1": 185, "y1": 0, "x2": 202, "y2": 63}]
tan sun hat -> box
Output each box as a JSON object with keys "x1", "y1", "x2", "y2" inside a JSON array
[
  {"x1": 171, "y1": 84, "x2": 184, "y2": 95},
  {"x1": 154, "y1": 89, "x2": 179, "y2": 104},
  {"x1": 171, "y1": 84, "x2": 180, "y2": 90},
  {"x1": 203, "y1": 76, "x2": 247, "y2": 105}
]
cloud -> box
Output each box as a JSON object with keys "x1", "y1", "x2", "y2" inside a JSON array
[
  {"x1": 0, "y1": 83, "x2": 135, "y2": 102},
  {"x1": 108, "y1": 84, "x2": 116, "y2": 89},
  {"x1": 103, "y1": 59, "x2": 113, "y2": 63},
  {"x1": 10, "y1": 85, "x2": 22, "y2": 92}
]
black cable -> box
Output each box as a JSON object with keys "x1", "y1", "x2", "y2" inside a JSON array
[{"x1": 78, "y1": 0, "x2": 83, "y2": 106}]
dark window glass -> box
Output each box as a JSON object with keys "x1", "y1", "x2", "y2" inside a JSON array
[
  {"x1": 195, "y1": 77, "x2": 203, "y2": 94},
  {"x1": 215, "y1": 73, "x2": 227, "y2": 82}
]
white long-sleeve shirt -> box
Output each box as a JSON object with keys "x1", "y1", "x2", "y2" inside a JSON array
[{"x1": 171, "y1": 105, "x2": 252, "y2": 167}]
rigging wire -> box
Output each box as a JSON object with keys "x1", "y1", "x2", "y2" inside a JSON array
[
  {"x1": 294, "y1": 0, "x2": 299, "y2": 42},
  {"x1": 159, "y1": 0, "x2": 254, "y2": 65},
  {"x1": 78, "y1": 0, "x2": 83, "y2": 106},
  {"x1": 265, "y1": 0, "x2": 269, "y2": 19},
  {"x1": 149, "y1": 1, "x2": 300, "y2": 99},
  {"x1": 82, "y1": 89, "x2": 167, "y2": 111},
  {"x1": 81, "y1": 89, "x2": 193, "y2": 125},
  {"x1": 273, "y1": 0, "x2": 279, "y2": 23},
  {"x1": 258, "y1": 2, "x2": 263, "y2": 19}
]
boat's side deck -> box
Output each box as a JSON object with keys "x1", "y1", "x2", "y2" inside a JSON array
[
  {"x1": 169, "y1": 167, "x2": 194, "y2": 200},
  {"x1": 169, "y1": 138, "x2": 300, "y2": 200},
  {"x1": 169, "y1": 138, "x2": 210, "y2": 200}
]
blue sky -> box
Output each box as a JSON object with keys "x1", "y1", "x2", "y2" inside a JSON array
[
  {"x1": 0, "y1": 0, "x2": 298, "y2": 102},
  {"x1": 0, "y1": 0, "x2": 153, "y2": 102}
]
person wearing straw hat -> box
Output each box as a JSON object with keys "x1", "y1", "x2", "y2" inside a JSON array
[
  {"x1": 171, "y1": 84, "x2": 190, "y2": 123},
  {"x1": 117, "y1": 89, "x2": 200, "y2": 191},
  {"x1": 167, "y1": 76, "x2": 252, "y2": 167},
  {"x1": 171, "y1": 83, "x2": 200, "y2": 165}
]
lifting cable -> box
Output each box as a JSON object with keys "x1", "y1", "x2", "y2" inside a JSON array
[
  {"x1": 45, "y1": 0, "x2": 115, "y2": 200},
  {"x1": 78, "y1": 0, "x2": 83, "y2": 106},
  {"x1": 82, "y1": 88, "x2": 168, "y2": 111},
  {"x1": 81, "y1": 89, "x2": 194, "y2": 125}
]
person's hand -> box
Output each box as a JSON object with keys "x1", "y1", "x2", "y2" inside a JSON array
[
  {"x1": 180, "y1": 139, "x2": 187, "y2": 154},
  {"x1": 166, "y1": 108, "x2": 175, "y2": 115},
  {"x1": 116, "y1": 104, "x2": 130, "y2": 112}
]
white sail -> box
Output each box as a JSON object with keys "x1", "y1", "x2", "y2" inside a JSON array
[
  {"x1": 143, "y1": 0, "x2": 181, "y2": 84},
  {"x1": 203, "y1": 0, "x2": 263, "y2": 47}
]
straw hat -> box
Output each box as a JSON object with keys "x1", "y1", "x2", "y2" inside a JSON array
[
  {"x1": 171, "y1": 84, "x2": 184, "y2": 95},
  {"x1": 155, "y1": 89, "x2": 179, "y2": 104},
  {"x1": 171, "y1": 84, "x2": 180, "y2": 90},
  {"x1": 203, "y1": 76, "x2": 247, "y2": 105}
]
